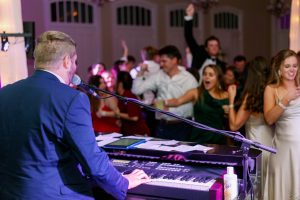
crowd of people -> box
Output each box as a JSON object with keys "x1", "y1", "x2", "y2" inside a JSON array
[
  {"x1": 83, "y1": 4, "x2": 300, "y2": 200},
  {"x1": 1, "y1": 3, "x2": 300, "y2": 200}
]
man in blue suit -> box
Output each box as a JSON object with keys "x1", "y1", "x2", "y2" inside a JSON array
[{"x1": 0, "y1": 31, "x2": 149, "y2": 200}]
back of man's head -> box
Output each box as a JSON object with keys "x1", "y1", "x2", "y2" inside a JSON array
[
  {"x1": 141, "y1": 46, "x2": 158, "y2": 61},
  {"x1": 117, "y1": 71, "x2": 133, "y2": 90},
  {"x1": 34, "y1": 31, "x2": 76, "y2": 70},
  {"x1": 127, "y1": 55, "x2": 136, "y2": 65},
  {"x1": 158, "y1": 45, "x2": 182, "y2": 61},
  {"x1": 233, "y1": 55, "x2": 246, "y2": 63}
]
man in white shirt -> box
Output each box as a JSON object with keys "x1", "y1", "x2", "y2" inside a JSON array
[
  {"x1": 132, "y1": 45, "x2": 198, "y2": 141},
  {"x1": 132, "y1": 46, "x2": 161, "y2": 136},
  {"x1": 130, "y1": 46, "x2": 160, "y2": 80},
  {"x1": 131, "y1": 46, "x2": 160, "y2": 105}
]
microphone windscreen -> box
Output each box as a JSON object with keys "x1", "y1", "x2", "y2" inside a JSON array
[{"x1": 71, "y1": 74, "x2": 81, "y2": 86}]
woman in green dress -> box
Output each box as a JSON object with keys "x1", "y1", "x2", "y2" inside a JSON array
[{"x1": 164, "y1": 64, "x2": 229, "y2": 144}]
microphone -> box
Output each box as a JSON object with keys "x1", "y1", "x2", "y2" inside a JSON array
[{"x1": 71, "y1": 74, "x2": 101, "y2": 99}]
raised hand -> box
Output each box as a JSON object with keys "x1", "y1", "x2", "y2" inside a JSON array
[
  {"x1": 227, "y1": 84, "x2": 237, "y2": 103},
  {"x1": 186, "y1": 3, "x2": 195, "y2": 17},
  {"x1": 121, "y1": 40, "x2": 128, "y2": 50},
  {"x1": 140, "y1": 63, "x2": 149, "y2": 73},
  {"x1": 121, "y1": 40, "x2": 129, "y2": 58},
  {"x1": 285, "y1": 86, "x2": 300, "y2": 102}
]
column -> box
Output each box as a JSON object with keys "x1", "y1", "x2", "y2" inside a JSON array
[
  {"x1": 290, "y1": 0, "x2": 300, "y2": 52},
  {"x1": 0, "y1": 0, "x2": 28, "y2": 87}
]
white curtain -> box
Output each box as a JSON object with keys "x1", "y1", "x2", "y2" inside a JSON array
[
  {"x1": 0, "y1": 0, "x2": 28, "y2": 87},
  {"x1": 290, "y1": 0, "x2": 300, "y2": 52}
]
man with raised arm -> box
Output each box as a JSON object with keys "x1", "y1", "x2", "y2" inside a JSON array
[{"x1": 184, "y1": 3, "x2": 226, "y2": 82}]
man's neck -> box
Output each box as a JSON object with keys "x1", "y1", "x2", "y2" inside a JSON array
[
  {"x1": 167, "y1": 66, "x2": 180, "y2": 78},
  {"x1": 40, "y1": 69, "x2": 67, "y2": 84},
  {"x1": 281, "y1": 79, "x2": 297, "y2": 89}
]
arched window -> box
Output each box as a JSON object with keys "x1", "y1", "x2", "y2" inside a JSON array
[
  {"x1": 214, "y1": 12, "x2": 238, "y2": 29},
  {"x1": 280, "y1": 14, "x2": 290, "y2": 30},
  {"x1": 169, "y1": 9, "x2": 198, "y2": 27},
  {"x1": 50, "y1": 1, "x2": 93, "y2": 24},
  {"x1": 117, "y1": 6, "x2": 151, "y2": 26}
]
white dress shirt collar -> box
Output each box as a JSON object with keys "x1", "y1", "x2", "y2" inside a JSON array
[{"x1": 40, "y1": 69, "x2": 66, "y2": 84}]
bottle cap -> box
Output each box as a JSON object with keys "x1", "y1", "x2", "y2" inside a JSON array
[{"x1": 227, "y1": 166, "x2": 234, "y2": 174}]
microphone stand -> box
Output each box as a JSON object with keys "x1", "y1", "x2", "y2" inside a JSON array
[{"x1": 84, "y1": 83, "x2": 276, "y2": 199}]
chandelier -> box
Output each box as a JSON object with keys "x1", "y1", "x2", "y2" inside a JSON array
[
  {"x1": 89, "y1": 0, "x2": 116, "y2": 6},
  {"x1": 267, "y1": 0, "x2": 291, "y2": 17},
  {"x1": 191, "y1": 0, "x2": 219, "y2": 11}
]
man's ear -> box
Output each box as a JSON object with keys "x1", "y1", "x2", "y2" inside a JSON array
[
  {"x1": 171, "y1": 57, "x2": 178, "y2": 65},
  {"x1": 118, "y1": 82, "x2": 123, "y2": 89},
  {"x1": 62, "y1": 55, "x2": 71, "y2": 69}
]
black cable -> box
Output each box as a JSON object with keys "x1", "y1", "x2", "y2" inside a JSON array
[{"x1": 97, "y1": 94, "x2": 114, "y2": 100}]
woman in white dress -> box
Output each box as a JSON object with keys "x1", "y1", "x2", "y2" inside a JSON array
[
  {"x1": 264, "y1": 49, "x2": 300, "y2": 200},
  {"x1": 228, "y1": 56, "x2": 274, "y2": 199}
]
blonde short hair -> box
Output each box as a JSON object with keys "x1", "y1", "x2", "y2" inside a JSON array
[{"x1": 34, "y1": 31, "x2": 76, "y2": 70}]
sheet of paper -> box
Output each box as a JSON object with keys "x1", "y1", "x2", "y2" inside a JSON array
[
  {"x1": 137, "y1": 145, "x2": 175, "y2": 152},
  {"x1": 98, "y1": 135, "x2": 213, "y2": 153},
  {"x1": 173, "y1": 145, "x2": 195, "y2": 152},
  {"x1": 135, "y1": 140, "x2": 178, "y2": 150},
  {"x1": 192, "y1": 144, "x2": 213, "y2": 153},
  {"x1": 95, "y1": 132, "x2": 122, "y2": 140},
  {"x1": 144, "y1": 140, "x2": 179, "y2": 145},
  {"x1": 122, "y1": 135, "x2": 153, "y2": 141},
  {"x1": 155, "y1": 145, "x2": 174, "y2": 152},
  {"x1": 135, "y1": 143, "x2": 162, "y2": 150},
  {"x1": 170, "y1": 144, "x2": 213, "y2": 153}
]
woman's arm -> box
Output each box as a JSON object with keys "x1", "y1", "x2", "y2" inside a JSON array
[
  {"x1": 96, "y1": 98, "x2": 119, "y2": 118},
  {"x1": 95, "y1": 109, "x2": 116, "y2": 118},
  {"x1": 118, "y1": 113, "x2": 138, "y2": 121},
  {"x1": 165, "y1": 88, "x2": 198, "y2": 107},
  {"x1": 264, "y1": 85, "x2": 285, "y2": 125},
  {"x1": 118, "y1": 101, "x2": 140, "y2": 122},
  {"x1": 228, "y1": 98, "x2": 251, "y2": 131},
  {"x1": 120, "y1": 40, "x2": 128, "y2": 60},
  {"x1": 227, "y1": 85, "x2": 251, "y2": 131},
  {"x1": 106, "y1": 97, "x2": 120, "y2": 116},
  {"x1": 264, "y1": 85, "x2": 300, "y2": 125}
]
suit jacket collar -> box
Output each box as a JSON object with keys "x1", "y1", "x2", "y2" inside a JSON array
[{"x1": 32, "y1": 70, "x2": 63, "y2": 84}]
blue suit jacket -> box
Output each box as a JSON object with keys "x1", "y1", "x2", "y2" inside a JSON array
[{"x1": 0, "y1": 70, "x2": 128, "y2": 200}]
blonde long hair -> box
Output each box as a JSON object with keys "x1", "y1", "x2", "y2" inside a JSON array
[{"x1": 268, "y1": 49, "x2": 300, "y2": 86}]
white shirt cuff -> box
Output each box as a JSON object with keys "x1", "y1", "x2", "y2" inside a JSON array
[
  {"x1": 184, "y1": 16, "x2": 193, "y2": 21},
  {"x1": 120, "y1": 56, "x2": 127, "y2": 61}
]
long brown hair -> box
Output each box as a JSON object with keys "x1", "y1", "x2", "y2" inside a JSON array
[
  {"x1": 268, "y1": 49, "x2": 300, "y2": 86},
  {"x1": 88, "y1": 75, "x2": 105, "y2": 113},
  {"x1": 242, "y1": 56, "x2": 269, "y2": 113},
  {"x1": 197, "y1": 64, "x2": 225, "y2": 99}
]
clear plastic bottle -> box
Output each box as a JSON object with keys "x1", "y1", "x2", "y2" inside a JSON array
[{"x1": 224, "y1": 166, "x2": 238, "y2": 200}]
